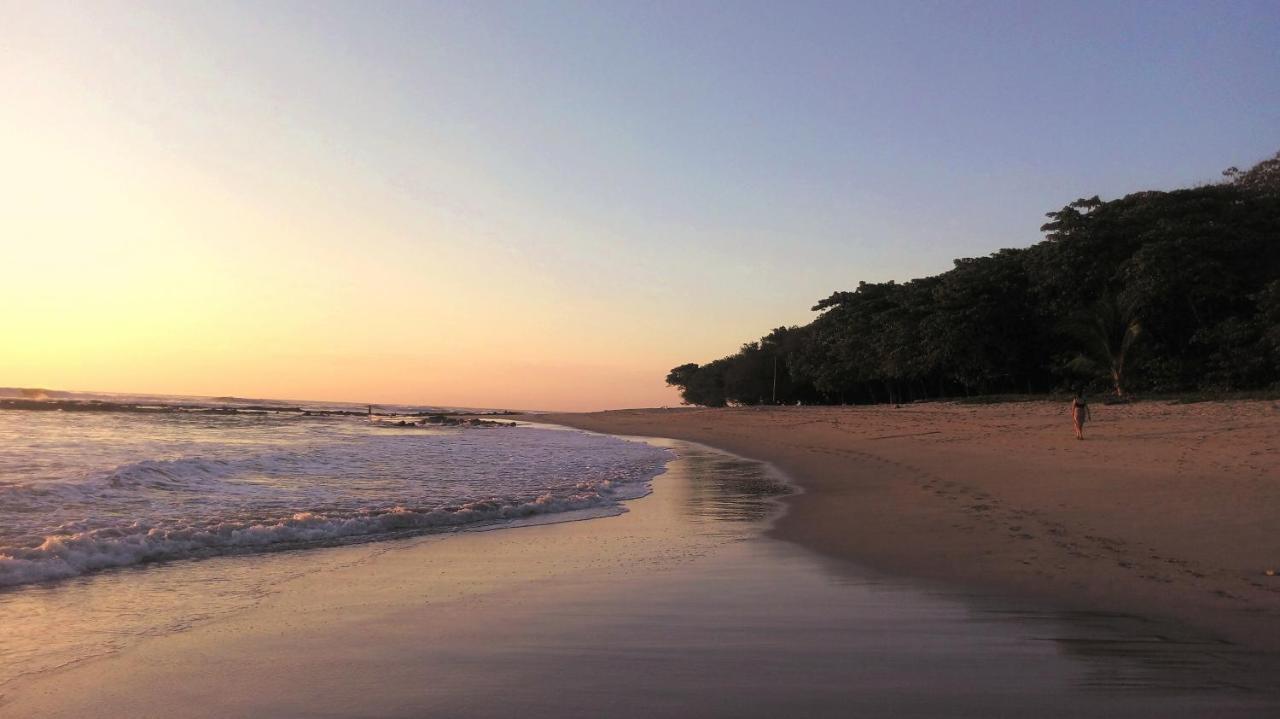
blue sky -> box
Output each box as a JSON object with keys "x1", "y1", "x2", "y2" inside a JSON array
[
  {"x1": 219, "y1": 0, "x2": 1277, "y2": 283},
  {"x1": 3, "y1": 1, "x2": 1278, "y2": 407}
]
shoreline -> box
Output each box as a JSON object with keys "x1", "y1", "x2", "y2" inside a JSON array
[
  {"x1": 538, "y1": 400, "x2": 1280, "y2": 653},
  {"x1": 5, "y1": 434, "x2": 1274, "y2": 717}
]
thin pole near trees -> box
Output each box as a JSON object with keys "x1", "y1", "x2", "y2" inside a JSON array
[{"x1": 772, "y1": 356, "x2": 778, "y2": 404}]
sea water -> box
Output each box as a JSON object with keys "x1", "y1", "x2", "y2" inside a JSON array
[
  {"x1": 0, "y1": 408, "x2": 671, "y2": 588},
  {"x1": 0, "y1": 402, "x2": 671, "y2": 690}
]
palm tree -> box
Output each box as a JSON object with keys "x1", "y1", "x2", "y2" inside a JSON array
[{"x1": 1066, "y1": 294, "x2": 1143, "y2": 397}]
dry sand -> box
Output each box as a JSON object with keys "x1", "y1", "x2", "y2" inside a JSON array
[{"x1": 540, "y1": 400, "x2": 1280, "y2": 651}]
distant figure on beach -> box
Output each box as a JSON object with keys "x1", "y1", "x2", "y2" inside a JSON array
[{"x1": 1070, "y1": 391, "x2": 1091, "y2": 440}]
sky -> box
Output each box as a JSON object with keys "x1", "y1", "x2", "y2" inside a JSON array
[{"x1": 2, "y1": 1, "x2": 1277, "y2": 410}]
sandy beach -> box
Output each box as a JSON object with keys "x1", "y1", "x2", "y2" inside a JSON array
[
  {"x1": 7, "y1": 433, "x2": 1278, "y2": 717},
  {"x1": 540, "y1": 400, "x2": 1280, "y2": 653}
]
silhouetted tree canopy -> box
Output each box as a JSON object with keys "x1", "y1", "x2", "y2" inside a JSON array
[{"x1": 667, "y1": 151, "x2": 1280, "y2": 405}]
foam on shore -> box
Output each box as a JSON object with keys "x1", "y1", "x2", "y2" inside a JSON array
[{"x1": 0, "y1": 416, "x2": 672, "y2": 588}]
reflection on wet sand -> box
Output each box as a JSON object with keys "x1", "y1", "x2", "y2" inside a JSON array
[
  {"x1": 661, "y1": 438, "x2": 1280, "y2": 707},
  {"x1": 974, "y1": 607, "x2": 1280, "y2": 694},
  {"x1": 669, "y1": 446, "x2": 791, "y2": 525}
]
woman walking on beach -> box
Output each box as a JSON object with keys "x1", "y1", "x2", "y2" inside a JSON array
[{"x1": 1070, "y1": 391, "x2": 1091, "y2": 440}]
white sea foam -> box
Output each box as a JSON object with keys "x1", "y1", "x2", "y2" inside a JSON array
[
  {"x1": 0, "y1": 414, "x2": 672, "y2": 588},
  {"x1": 0, "y1": 488, "x2": 642, "y2": 586}
]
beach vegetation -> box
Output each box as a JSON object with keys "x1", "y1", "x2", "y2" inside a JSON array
[{"x1": 667, "y1": 150, "x2": 1280, "y2": 405}]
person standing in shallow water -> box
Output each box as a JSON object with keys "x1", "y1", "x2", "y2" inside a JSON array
[{"x1": 1070, "y1": 391, "x2": 1091, "y2": 440}]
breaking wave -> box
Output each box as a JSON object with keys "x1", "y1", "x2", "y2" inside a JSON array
[
  {"x1": 0, "y1": 486, "x2": 646, "y2": 587},
  {"x1": 0, "y1": 419, "x2": 672, "y2": 588}
]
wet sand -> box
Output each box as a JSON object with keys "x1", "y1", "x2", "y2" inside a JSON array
[
  {"x1": 2, "y1": 435, "x2": 1276, "y2": 717},
  {"x1": 539, "y1": 401, "x2": 1280, "y2": 654}
]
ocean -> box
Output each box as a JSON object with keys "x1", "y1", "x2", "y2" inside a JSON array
[
  {"x1": 0, "y1": 393, "x2": 676, "y2": 691},
  {"x1": 0, "y1": 394, "x2": 672, "y2": 588}
]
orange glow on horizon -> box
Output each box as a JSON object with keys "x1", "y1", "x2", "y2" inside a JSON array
[{"x1": 0, "y1": 4, "x2": 805, "y2": 410}]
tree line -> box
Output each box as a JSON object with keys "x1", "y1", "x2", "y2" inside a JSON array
[{"x1": 667, "y1": 151, "x2": 1280, "y2": 407}]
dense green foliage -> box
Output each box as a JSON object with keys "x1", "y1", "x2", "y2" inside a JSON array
[{"x1": 668, "y1": 152, "x2": 1280, "y2": 406}]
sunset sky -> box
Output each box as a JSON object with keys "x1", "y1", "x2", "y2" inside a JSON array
[{"x1": 3, "y1": 1, "x2": 1277, "y2": 410}]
